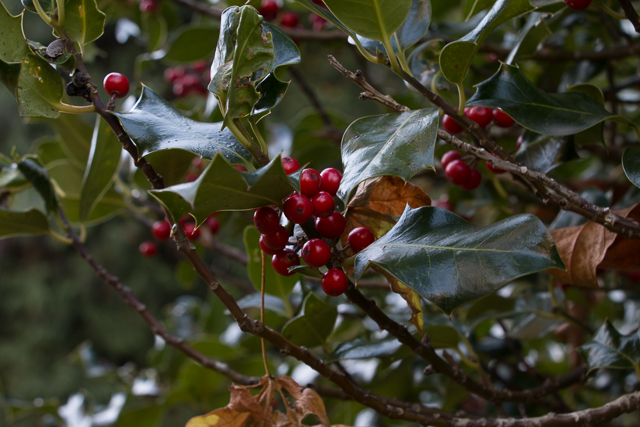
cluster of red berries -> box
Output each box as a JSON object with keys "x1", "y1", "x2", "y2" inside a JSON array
[
  {"x1": 103, "y1": 72, "x2": 130, "y2": 99},
  {"x1": 442, "y1": 107, "x2": 515, "y2": 135},
  {"x1": 164, "y1": 61, "x2": 209, "y2": 98},
  {"x1": 441, "y1": 151, "x2": 481, "y2": 190},
  {"x1": 260, "y1": 0, "x2": 327, "y2": 31},
  {"x1": 254, "y1": 157, "x2": 375, "y2": 296},
  {"x1": 139, "y1": 214, "x2": 219, "y2": 257}
]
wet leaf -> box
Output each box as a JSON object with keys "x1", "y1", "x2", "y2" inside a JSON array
[
  {"x1": 354, "y1": 206, "x2": 565, "y2": 314},
  {"x1": 337, "y1": 108, "x2": 439, "y2": 203},
  {"x1": 580, "y1": 320, "x2": 640, "y2": 375},
  {"x1": 548, "y1": 204, "x2": 640, "y2": 287}
]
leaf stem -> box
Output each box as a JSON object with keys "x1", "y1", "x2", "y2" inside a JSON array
[
  {"x1": 48, "y1": 229, "x2": 73, "y2": 244},
  {"x1": 600, "y1": 3, "x2": 627, "y2": 19},
  {"x1": 249, "y1": 118, "x2": 268, "y2": 154},
  {"x1": 55, "y1": 102, "x2": 97, "y2": 115},
  {"x1": 351, "y1": 36, "x2": 380, "y2": 64},
  {"x1": 56, "y1": 0, "x2": 65, "y2": 28},
  {"x1": 393, "y1": 34, "x2": 412, "y2": 76},
  {"x1": 261, "y1": 250, "x2": 271, "y2": 377},
  {"x1": 32, "y1": 0, "x2": 53, "y2": 27},
  {"x1": 227, "y1": 119, "x2": 269, "y2": 167},
  {"x1": 456, "y1": 83, "x2": 466, "y2": 113}
]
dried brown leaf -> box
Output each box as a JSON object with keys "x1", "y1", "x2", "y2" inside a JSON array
[
  {"x1": 377, "y1": 267, "x2": 423, "y2": 334},
  {"x1": 549, "y1": 204, "x2": 640, "y2": 287}
]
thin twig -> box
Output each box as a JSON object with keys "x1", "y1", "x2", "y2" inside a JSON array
[
  {"x1": 289, "y1": 67, "x2": 333, "y2": 128},
  {"x1": 616, "y1": 0, "x2": 640, "y2": 33}
]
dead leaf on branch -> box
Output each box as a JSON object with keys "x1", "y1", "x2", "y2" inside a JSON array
[
  {"x1": 342, "y1": 176, "x2": 430, "y2": 335},
  {"x1": 186, "y1": 375, "x2": 346, "y2": 427},
  {"x1": 548, "y1": 203, "x2": 640, "y2": 287}
]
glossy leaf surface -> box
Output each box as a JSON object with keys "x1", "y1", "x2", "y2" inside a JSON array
[
  {"x1": 150, "y1": 154, "x2": 299, "y2": 227},
  {"x1": 17, "y1": 158, "x2": 58, "y2": 213},
  {"x1": 114, "y1": 87, "x2": 252, "y2": 167},
  {"x1": 516, "y1": 130, "x2": 578, "y2": 174},
  {"x1": 467, "y1": 64, "x2": 640, "y2": 137},
  {"x1": 353, "y1": 206, "x2": 565, "y2": 314},
  {"x1": 79, "y1": 118, "x2": 122, "y2": 221},
  {"x1": 64, "y1": 0, "x2": 106, "y2": 46},
  {"x1": 281, "y1": 293, "x2": 337, "y2": 348},
  {"x1": 15, "y1": 54, "x2": 64, "y2": 118},
  {"x1": 623, "y1": 147, "x2": 640, "y2": 189},
  {"x1": 440, "y1": 0, "x2": 534, "y2": 85},
  {"x1": 580, "y1": 320, "x2": 640, "y2": 374},
  {"x1": 337, "y1": 108, "x2": 439, "y2": 203},
  {"x1": 322, "y1": 0, "x2": 412, "y2": 43},
  {"x1": 328, "y1": 339, "x2": 402, "y2": 362}
]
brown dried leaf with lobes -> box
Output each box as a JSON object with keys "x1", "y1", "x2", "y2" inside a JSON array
[
  {"x1": 186, "y1": 375, "x2": 346, "y2": 427},
  {"x1": 548, "y1": 203, "x2": 640, "y2": 287}
]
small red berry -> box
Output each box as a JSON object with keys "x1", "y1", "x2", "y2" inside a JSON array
[
  {"x1": 152, "y1": 220, "x2": 171, "y2": 240},
  {"x1": 254, "y1": 207, "x2": 280, "y2": 235},
  {"x1": 486, "y1": 155, "x2": 506, "y2": 174},
  {"x1": 315, "y1": 211, "x2": 346, "y2": 239},
  {"x1": 321, "y1": 268, "x2": 348, "y2": 296},
  {"x1": 260, "y1": 235, "x2": 283, "y2": 255},
  {"x1": 432, "y1": 199, "x2": 455, "y2": 212},
  {"x1": 564, "y1": 0, "x2": 591, "y2": 9},
  {"x1": 234, "y1": 165, "x2": 248, "y2": 172},
  {"x1": 192, "y1": 60, "x2": 207, "y2": 73},
  {"x1": 442, "y1": 115, "x2": 462, "y2": 135},
  {"x1": 103, "y1": 73, "x2": 130, "y2": 98},
  {"x1": 139, "y1": 0, "x2": 157, "y2": 13},
  {"x1": 441, "y1": 150, "x2": 462, "y2": 170},
  {"x1": 183, "y1": 222, "x2": 200, "y2": 240},
  {"x1": 282, "y1": 156, "x2": 300, "y2": 175},
  {"x1": 185, "y1": 172, "x2": 199, "y2": 182},
  {"x1": 272, "y1": 249, "x2": 300, "y2": 276},
  {"x1": 465, "y1": 106, "x2": 492, "y2": 128},
  {"x1": 206, "y1": 215, "x2": 220, "y2": 234},
  {"x1": 191, "y1": 157, "x2": 203, "y2": 170},
  {"x1": 262, "y1": 225, "x2": 289, "y2": 251},
  {"x1": 492, "y1": 109, "x2": 515, "y2": 128},
  {"x1": 445, "y1": 160, "x2": 471, "y2": 185},
  {"x1": 164, "y1": 67, "x2": 185, "y2": 83},
  {"x1": 311, "y1": 0, "x2": 326, "y2": 6},
  {"x1": 139, "y1": 241, "x2": 158, "y2": 257},
  {"x1": 309, "y1": 14, "x2": 326, "y2": 31},
  {"x1": 301, "y1": 238, "x2": 331, "y2": 268},
  {"x1": 280, "y1": 11, "x2": 299, "y2": 28},
  {"x1": 460, "y1": 169, "x2": 481, "y2": 190},
  {"x1": 283, "y1": 193, "x2": 313, "y2": 224},
  {"x1": 319, "y1": 168, "x2": 342, "y2": 196},
  {"x1": 311, "y1": 191, "x2": 335, "y2": 218},
  {"x1": 300, "y1": 168, "x2": 322, "y2": 197},
  {"x1": 260, "y1": 0, "x2": 279, "y2": 21},
  {"x1": 347, "y1": 227, "x2": 375, "y2": 254},
  {"x1": 180, "y1": 214, "x2": 194, "y2": 227}
]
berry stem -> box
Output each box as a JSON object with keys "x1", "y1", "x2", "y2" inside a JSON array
[
  {"x1": 226, "y1": 118, "x2": 270, "y2": 167},
  {"x1": 32, "y1": 0, "x2": 53, "y2": 27},
  {"x1": 56, "y1": 0, "x2": 65, "y2": 28}
]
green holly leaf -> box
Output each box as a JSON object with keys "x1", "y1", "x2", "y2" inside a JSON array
[
  {"x1": 243, "y1": 226, "x2": 296, "y2": 315},
  {"x1": 164, "y1": 25, "x2": 219, "y2": 63},
  {"x1": 516, "y1": 130, "x2": 579, "y2": 174},
  {"x1": 114, "y1": 87, "x2": 252, "y2": 168},
  {"x1": 337, "y1": 108, "x2": 439, "y2": 203},
  {"x1": 0, "y1": 2, "x2": 29, "y2": 62},
  {"x1": 467, "y1": 63, "x2": 640, "y2": 137},
  {"x1": 21, "y1": 0, "x2": 55, "y2": 14},
  {"x1": 0, "y1": 208, "x2": 50, "y2": 240},
  {"x1": 17, "y1": 158, "x2": 58, "y2": 213},
  {"x1": 0, "y1": 59, "x2": 21, "y2": 95},
  {"x1": 580, "y1": 320, "x2": 640, "y2": 376},
  {"x1": 43, "y1": 114, "x2": 93, "y2": 166},
  {"x1": 150, "y1": 153, "x2": 300, "y2": 227},
  {"x1": 327, "y1": 338, "x2": 402, "y2": 362},
  {"x1": 293, "y1": 0, "x2": 356, "y2": 36},
  {"x1": 623, "y1": 147, "x2": 640, "y2": 190},
  {"x1": 322, "y1": 0, "x2": 412, "y2": 43},
  {"x1": 353, "y1": 206, "x2": 565, "y2": 315},
  {"x1": 79, "y1": 118, "x2": 122, "y2": 221},
  {"x1": 63, "y1": 0, "x2": 106, "y2": 47},
  {"x1": 281, "y1": 293, "x2": 337, "y2": 349},
  {"x1": 439, "y1": 0, "x2": 534, "y2": 86}
]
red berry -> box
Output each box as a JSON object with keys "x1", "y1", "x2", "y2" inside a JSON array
[
  {"x1": 164, "y1": 67, "x2": 185, "y2": 83},
  {"x1": 564, "y1": 0, "x2": 591, "y2": 9},
  {"x1": 260, "y1": 235, "x2": 283, "y2": 255},
  {"x1": 254, "y1": 207, "x2": 280, "y2": 235},
  {"x1": 192, "y1": 60, "x2": 207, "y2": 73},
  {"x1": 347, "y1": 227, "x2": 375, "y2": 254},
  {"x1": 460, "y1": 169, "x2": 481, "y2": 190},
  {"x1": 206, "y1": 215, "x2": 220, "y2": 234},
  {"x1": 300, "y1": 168, "x2": 322, "y2": 197},
  {"x1": 260, "y1": 0, "x2": 279, "y2": 21},
  {"x1": 282, "y1": 156, "x2": 300, "y2": 175},
  {"x1": 262, "y1": 225, "x2": 289, "y2": 251},
  {"x1": 191, "y1": 157, "x2": 203, "y2": 170},
  {"x1": 180, "y1": 214, "x2": 194, "y2": 227},
  {"x1": 301, "y1": 238, "x2": 332, "y2": 267},
  {"x1": 234, "y1": 165, "x2": 248, "y2": 172},
  {"x1": 486, "y1": 155, "x2": 506, "y2": 174},
  {"x1": 321, "y1": 268, "x2": 348, "y2": 296},
  {"x1": 309, "y1": 14, "x2": 326, "y2": 31},
  {"x1": 173, "y1": 81, "x2": 188, "y2": 97},
  {"x1": 185, "y1": 172, "x2": 199, "y2": 182},
  {"x1": 103, "y1": 73, "x2": 130, "y2": 98},
  {"x1": 432, "y1": 199, "x2": 455, "y2": 212},
  {"x1": 283, "y1": 193, "x2": 313, "y2": 224},
  {"x1": 311, "y1": 191, "x2": 335, "y2": 218},
  {"x1": 272, "y1": 249, "x2": 300, "y2": 276},
  {"x1": 445, "y1": 160, "x2": 471, "y2": 185},
  {"x1": 311, "y1": 0, "x2": 326, "y2": 6},
  {"x1": 152, "y1": 220, "x2": 171, "y2": 240},
  {"x1": 319, "y1": 168, "x2": 342, "y2": 196},
  {"x1": 315, "y1": 211, "x2": 346, "y2": 239},
  {"x1": 280, "y1": 11, "x2": 299, "y2": 28},
  {"x1": 442, "y1": 115, "x2": 462, "y2": 134},
  {"x1": 183, "y1": 222, "x2": 200, "y2": 240},
  {"x1": 139, "y1": 241, "x2": 158, "y2": 257},
  {"x1": 492, "y1": 109, "x2": 515, "y2": 128},
  {"x1": 441, "y1": 150, "x2": 462, "y2": 170},
  {"x1": 465, "y1": 106, "x2": 492, "y2": 128},
  {"x1": 139, "y1": 0, "x2": 157, "y2": 13}
]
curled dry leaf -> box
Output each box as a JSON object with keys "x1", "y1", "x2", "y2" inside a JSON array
[
  {"x1": 186, "y1": 375, "x2": 336, "y2": 427},
  {"x1": 548, "y1": 203, "x2": 640, "y2": 287},
  {"x1": 343, "y1": 176, "x2": 430, "y2": 334}
]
